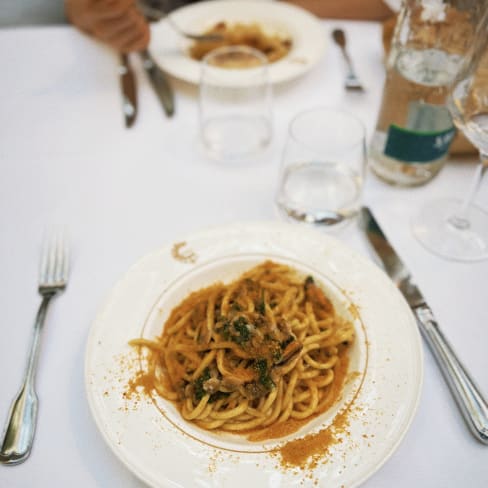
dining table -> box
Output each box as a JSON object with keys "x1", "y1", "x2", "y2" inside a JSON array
[{"x1": 0, "y1": 15, "x2": 487, "y2": 488}]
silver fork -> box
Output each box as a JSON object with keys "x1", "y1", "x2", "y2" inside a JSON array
[
  {"x1": 165, "y1": 15, "x2": 223, "y2": 42},
  {"x1": 136, "y1": 1, "x2": 223, "y2": 42},
  {"x1": 332, "y1": 28, "x2": 365, "y2": 92},
  {"x1": 0, "y1": 232, "x2": 69, "y2": 465}
]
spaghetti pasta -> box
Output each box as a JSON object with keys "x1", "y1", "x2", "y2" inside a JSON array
[{"x1": 130, "y1": 261, "x2": 355, "y2": 438}]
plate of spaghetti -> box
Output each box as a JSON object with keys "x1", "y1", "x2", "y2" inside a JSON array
[
  {"x1": 85, "y1": 222, "x2": 423, "y2": 487},
  {"x1": 148, "y1": 0, "x2": 327, "y2": 85}
]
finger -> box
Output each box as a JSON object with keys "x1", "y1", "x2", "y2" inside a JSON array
[
  {"x1": 118, "y1": 23, "x2": 150, "y2": 53},
  {"x1": 91, "y1": 13, "x2": 136, "y2": 41},
  {"x1": 89, "y1": 6, "x2": 149, "y2": 51},
  {"x1": 96, "y1": 0, "x2": 134, "y2": 12},
  {"x1": 92, "y1": 8, "x2": 148, "y2": 43},
  {"x1": 90, "y1": 0, "x2": 135, "y2": 21}
]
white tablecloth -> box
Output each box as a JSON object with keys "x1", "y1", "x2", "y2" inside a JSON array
[{"x1": 0, "y1": 20, "x2": 487, "y2": 488}]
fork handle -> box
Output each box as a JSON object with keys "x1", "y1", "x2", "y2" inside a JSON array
[
  {"x1": 339, "y1": 47, "x2": 358, "y2": 80},
  {"x1": 0, "y1": 295, "x2": 52, "y2": 465}
]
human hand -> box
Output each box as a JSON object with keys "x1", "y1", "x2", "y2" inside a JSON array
[{"x1": 65, "y1": 0, "x2": 150, "y2": 53}]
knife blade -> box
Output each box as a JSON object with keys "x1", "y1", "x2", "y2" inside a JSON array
[
  {"x1": 360, "y1": 206, "x2": 488, "y2": 445},
  {"x1": 139, "y1": 49, "x2": 174, "y2": 117},
  {"x1": 119, "y1": 53, "x2": 137, "y2": 128}
]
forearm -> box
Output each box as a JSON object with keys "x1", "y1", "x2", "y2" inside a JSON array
[{"x1": 283, "y1": 0, "x2": 394, "y2": 20}]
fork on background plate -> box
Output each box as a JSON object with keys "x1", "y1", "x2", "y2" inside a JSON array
[
  {"x1": 136, "y1": 1, "x2": 223, "y2": 41},
  {"x1": 0, "y1": 231, "x2": 70, "y2": 465}
]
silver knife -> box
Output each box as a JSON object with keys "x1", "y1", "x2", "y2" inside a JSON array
[
  {"x1": 360, "y1": 206, "x2": 488, "y2": 445},
  {"x1": 139, "y1": 49, "x2": 174, "y2": 117},
  {"x1": 119, "y1": 53, "x2": 137, "y2": 128}
]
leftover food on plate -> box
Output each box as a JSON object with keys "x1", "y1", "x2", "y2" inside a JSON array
[{"x1": 189, "y1": 22, "x2": 293, "y2": 63}]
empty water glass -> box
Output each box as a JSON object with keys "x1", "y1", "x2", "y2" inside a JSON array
[
  {"x1": 275, "y1": 107, "x2": 366, "y2": 227},
  {"x1": 199, "y1": 46, "x2": 272, "y2": 162}
]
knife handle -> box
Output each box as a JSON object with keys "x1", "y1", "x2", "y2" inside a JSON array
[
  {"x1": 139, "y1": 50, "x2": 174, "y2": 117},
  {"x1": 415, "y1": 305, "x2": 488, "y2": 444},
  {"x1": 119, "y1": 53, "x2": 137, "y2": 128}
]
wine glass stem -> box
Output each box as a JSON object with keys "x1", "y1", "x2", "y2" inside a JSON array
[{"x1": 449, "y1": 152, "x2": 488, "y2": 230}]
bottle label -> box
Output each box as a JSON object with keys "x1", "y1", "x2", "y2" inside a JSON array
[{"x1": 384, "y1": 102, "x2": 456, "y2": 163}]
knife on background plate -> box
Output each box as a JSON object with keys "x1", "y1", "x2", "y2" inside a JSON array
[
  {"x1": 139, "y1": 49, "x2": 175, "y2": 117},
  {"x1": 119, "y1": 53, "x2": 137, "y2": 128},
  {"x1": 360, "y1": 206, "x2": 488, "y2": 444}
]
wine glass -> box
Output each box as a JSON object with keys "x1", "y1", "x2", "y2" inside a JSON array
[{"x1": 412, "y1": 9, "x2": 488, "y2": 261}]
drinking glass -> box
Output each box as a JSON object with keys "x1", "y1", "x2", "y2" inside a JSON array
[
  {"x1": 275, "y1": 107, "x2": 366, "y2": 227},
  {"x1": 412, "y1": 8, "x2": 488, "y2": 261},
  {"x1": 199, "y1": 46, "x2": 272, "y2": 162}
]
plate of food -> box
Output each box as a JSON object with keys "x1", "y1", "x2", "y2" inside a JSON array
[
  {"x1": 148, "y1": 0, "x2": 327, "y2": 85},
  {"x1": 85, "y1": 221, "x2": 423, "y2": 487}
]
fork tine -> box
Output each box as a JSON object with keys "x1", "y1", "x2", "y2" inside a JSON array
[
  {"x1": 47, "y1": 235, "x2": 57, "y2": 284},
  {"x1": 39, "y1": 234, "x2": 51, "y2": 284},
  {"x1": 58, "y1": 233, "x2": 65, "y2": 283},
  {"x1": 52, "y1": 233, "x2": 60, "y2": 284},
  {"x1": 62, "y1": 234, "x2": 70, "y2": 282},
  {"x1": 56, "y1": 232, "x2": 68, "y2": 283}
]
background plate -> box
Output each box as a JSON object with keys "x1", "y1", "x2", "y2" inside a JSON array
[
  {"x1": 85, "y1": 221, "x2": 423, "y2": 487},
  {"x1": 149, "y1": 0, "x2": 327, "y2": 85}
]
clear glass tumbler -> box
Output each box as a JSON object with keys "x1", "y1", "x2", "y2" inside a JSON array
[
  {"x1": 275, "y1": 107, "x2": 366, "y2": 227},
  {"x1": 199, "y1": 46, "x2": 272, "y2": 162}
]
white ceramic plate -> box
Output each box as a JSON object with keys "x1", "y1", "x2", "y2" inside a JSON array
[
  {"x1": 85, "y1": 222, "x2": 423, "y2": 488},
  {"x1": 148, "y1": 0, "x2": 327, "y2": 85}
]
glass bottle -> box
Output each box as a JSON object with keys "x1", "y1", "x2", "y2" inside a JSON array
[{"x1": 370, "y1": 0, "x2": 483, "y2": 186}]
